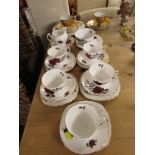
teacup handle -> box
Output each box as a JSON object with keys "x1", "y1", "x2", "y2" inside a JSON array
[{"x1": 47, "y1": 33, "x2": 52, "y2": 41}]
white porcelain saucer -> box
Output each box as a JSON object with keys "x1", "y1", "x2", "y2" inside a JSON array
[
  {"x1": 40, "y1": 74, "x2": 79, "y2": 106},
  {"x1": 44, "y1": 52, "x2": 76, "y2": 72},
  {"x1": 77, "y1": 50, "x2": 109, "y2": 69},
  {"x1": 59, "y1": 101, "x2": 111, "y2": 154},
  {"x1": 76, "y1": 35, "x2": 103, "y2": 49}
]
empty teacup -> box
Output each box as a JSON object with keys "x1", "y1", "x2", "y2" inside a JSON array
[
  {"x1": 47, "y1": 44, "x2": 69, "y2": 58},
  {"x1": 89, "y1": 62, "x2": 117, "y2": 85},
  {"x1": 65, "y1": 103, "x2": 105, "y2": 139},
  {"x1": 60, "y1": 15, "x2": 73, "y2": 27},
  {"x1": 47, "y1": 27, "x2": 68, "y2": 45},
  {"x1": 42, "y1": 69, "x2": 67, "y2": 92},
  {"x1": 83, "y1": 40, "x2": 103, "y2": 53},
  {"x1": 75, "y1": 28, "x2": 96, "y2": 46}
]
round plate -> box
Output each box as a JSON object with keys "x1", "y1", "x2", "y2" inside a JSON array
[
  {"x1": 77, "y1": 50, "x2": 109, "y2": 69},
  {"x1": 87, "y1": 19, "x2": 110, "y2": 30},
  {"x1": 44, "y1": 52, "x2": 76, "y2": 72},
  {"x1": 76, "y1": 35, "x2": 103, "y2": 49},
  {"x1": 59, "y1": 101, "x2": 111, "y2": 154},
  {"x1": 40, "y1": 74, "x2": 79, "y2": 106},
  {"x1": 53, "y1": 20, "x2": 85, "y2": 36}
]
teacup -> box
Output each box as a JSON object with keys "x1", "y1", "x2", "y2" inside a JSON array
[
  {"x1": 47, "y1": 27, "x2": 68, "y2": 45},
  {"x1": 47, "y1": 44, "x2": 70, "y2": 58},
  {"x1": 60, "y1": 15, "x2": 74, "y2": 27},
  {"x1": 94, "y1": 11, "x2": 107, "y2": 26},
  {"x1": 42, "y1": 69, "x2": 67, "y2": 93},
  {"x1": 65, "y1": 103, "x2": 105, "y2": 139},
  {"x1": 89, "y1": 62, "x2": 117, "y2": 85},
  {"x1": 83, "y1": 40, "x2": 105, "y2": 60},
  {"x1": 75, "y1": 28, "x2": 96, "y2": 46},
  {"x1": 47, "y1": 44, "x2": 70, "y2": 67}
]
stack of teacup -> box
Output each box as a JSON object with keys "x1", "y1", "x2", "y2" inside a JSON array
[
  {"x1": 45, "y1": 24, "x2": 76, "y2": 71},
  {"x1": 44, "y1": 44, "x2": 76, "y2": 71},
  {"x1": 40, "y1": 69, "x2": 79, "y2": 106},
  {"x1": 77, "y1": 40, "x2": 109, "y2": 69},
  {"x1": 75, "y1": 28, "x2": 103, "y2": 49},
  {"x1": 80, "y1": 61, "x2": 120, "y2": 101}
]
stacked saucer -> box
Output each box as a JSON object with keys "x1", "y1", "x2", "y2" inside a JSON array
[
  {"x1": 40, "y1": 69, "x2": 79, "y2": 106},
  {"x1": 75, "y1": 28, "x2": 103, "y2": 49},
  {"x1": 59, "y1": 101, "x2": 111, "y2": 154},
  {"x1": 80, "y1": 62, "x2": 120, "y2": 101},
  {"x1": 77, "y1": 40, "x2": 109, "y2": 69},
  {"x1": 44, "y1": 44, "x2": 76, "y2": 72}
]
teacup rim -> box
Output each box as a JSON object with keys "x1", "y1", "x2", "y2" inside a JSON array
[
  {"x1": 94, "y1": 11, "x2": 107, "y2": 17},
  {"x1": 47, "y1": 44, "x2": 69, "y2": 57}
]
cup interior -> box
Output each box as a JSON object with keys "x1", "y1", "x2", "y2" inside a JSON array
[
  {"x1": 83, "y1": 40, "x2": 103, "y2": 53},
  {"x1": 52, "y1": 28, "x2": 67, "y2": 37},
  {"x1": 47, "y1": 44, "x2": 68, "y2": 57},
  {"x1": 65, "y1": 103, "x2": 100, "y2": 138},
  {"x1": 42, "y1": 69, "x2": 66, "y2": 89},
  {"x1": 89, "y1": 62, "x2": 115, "y2": 82},
  {"x1": 75, "y1": 28, "x2": 95, "y2": 40}
]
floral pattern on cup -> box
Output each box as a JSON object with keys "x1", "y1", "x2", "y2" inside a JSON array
[
  {"x1": 44, "y1": 87, "x2": 62, "y2": 98},
  {"x1": 86, "y1": 139, "x2": 97, "y2": 148},
  {"x1": 85, "y1": 52, "x2": 104, "y2": 60},
  {"x1": 84, "y1": 80, "x2": 109, "y2": 94}
]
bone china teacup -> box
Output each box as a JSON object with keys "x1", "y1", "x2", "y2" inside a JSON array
[
  {"x1": 47, "y1": 44, "x2": 70, "y2": 59},
  {"x1": 65, "y1": 103, "x2": 105, "y2": 139},
  {"x1": 47, "y1": 27, "x2": 68, "y2": 45},
  {"x1": 89, "y1": 62, "x2": 117, "y2": 85},
  {"x1": 42, "y1": 69, "x2": 67, "y2": 94},
  {"x1": 75, "y1": 28, "x2": 96, "y2": 46}
]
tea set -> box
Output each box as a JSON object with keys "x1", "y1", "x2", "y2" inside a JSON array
[
  {"x1": 53, "y1": 15, "x2": 85, "y2": 36},
  {"x1": 40, "y1": 13, "x2": 119, "y2": 154}
]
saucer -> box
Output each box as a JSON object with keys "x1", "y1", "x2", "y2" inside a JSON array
[
  {"x1": 44, "y1": 52, "x2": 76, "y2": 72},
  {"x1": 40, "y1": 74, "x2": 79, "y2": 106},
  {"x1": 80, "y1": 70, "x2": 120, "y2": 98},
  {"x1": 77, "y1": 50, "x2": 109, "y2": 69},
  {"x1": 53, "y1": 20, "x2": 85, "y2": 36},
  {"x1": 59, "y1": 101, "x2": 111, "y2": 154},
  {"x1": 76, "y1": 35, "x2": 103, "y2": 49},
  {"x1": 87, "y1": 18, "x2": 110, "y2": 30},
  {"x1": 80, "y1": 81, "x2": 120, "y2": 101}
]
